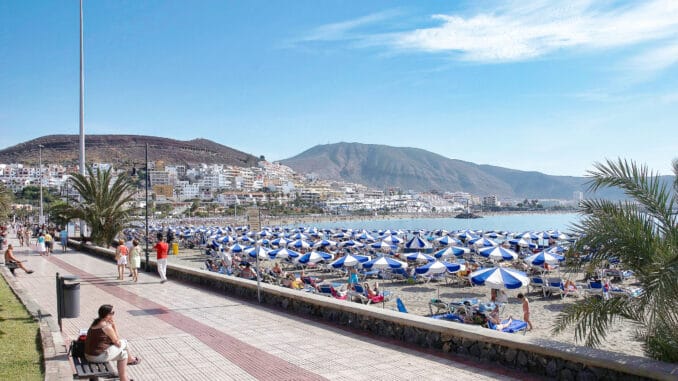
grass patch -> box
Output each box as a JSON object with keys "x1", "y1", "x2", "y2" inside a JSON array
[{"x1": 0, "y1": 275, "x2": 43, "y2": 381}]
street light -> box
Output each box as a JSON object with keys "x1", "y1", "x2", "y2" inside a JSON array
[
  {"x1": 132, "y1": 143, "x2": 151, "y2": 272},
  {"x1": 38, "y1": 144, "x2": 44, "y2": 225}
]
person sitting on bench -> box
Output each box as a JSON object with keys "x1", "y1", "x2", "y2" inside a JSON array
[
  {"x1": 84, "y1": 304, "x2": 140, "y2": 381},
  {"x1": 4, "y1": 244, "x2": 33, "y2": 274}
]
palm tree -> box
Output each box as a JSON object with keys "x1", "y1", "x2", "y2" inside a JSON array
[
  {"x1": 553, "y1": 158, "x2": 678, "y2": 362},
  {"x1": 61, "y1": 166, "x2": 135, "y2": 247}
]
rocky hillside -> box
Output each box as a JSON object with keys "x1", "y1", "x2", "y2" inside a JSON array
[
  {"x1": 281, "y1": 142, "x2": 630, "y2": 199},
  {"x1": 0, "y1": 135, "x2": 260, "y2": 168}
]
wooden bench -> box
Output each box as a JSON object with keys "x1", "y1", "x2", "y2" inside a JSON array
[{"x1": 69, "y1": 341, "x2": 118, "y2": 380}]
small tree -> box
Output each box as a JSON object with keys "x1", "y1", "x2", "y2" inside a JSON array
[{"x1": 0, "y1": 183, "x2": 14, "y2": 223}]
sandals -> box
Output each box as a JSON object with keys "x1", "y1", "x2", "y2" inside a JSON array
[{"x1": 128, "y1": 356, "x2": 141, "y2": 366}]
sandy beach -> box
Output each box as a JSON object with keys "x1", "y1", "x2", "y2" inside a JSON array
[{"x1": 169, "y1": 248, "x2": 646, "y2": 359}]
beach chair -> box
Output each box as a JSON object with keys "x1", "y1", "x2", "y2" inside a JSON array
[
  {"x1": 585, "y1": 281, "x2": 603, "y2": 298},
  {"x1": 317, "y1": 284, "x2": 333, "y2": 297},
  {"x1": 546, "y1": 278, "x2": 565, "y2": 299},
  {"x1": 529, "y1": 276, "x2": 546, "y2": 296},
  {"x1": 348, "y1": 284, "x2": 370, "y2": 304},
  {"x1": 396, "y1": 298, "x2": 408, "y2": 313},
  {"x1": 487, "y1": 318, "x2": 528, "y2": 335}
]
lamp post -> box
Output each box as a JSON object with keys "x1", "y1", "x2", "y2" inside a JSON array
[
  {"x1": 144, "y1": 143, "x2": 150, "y2": 272},
  {"x1": 38, "y1": 144, "x2": 44, "y2": 225},
  {"x1": 133, "y1": 143, "x2": 151, "y2": 272}
]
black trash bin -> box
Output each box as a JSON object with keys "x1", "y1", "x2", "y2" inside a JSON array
[{"x1": 62, "y1": 282, "x2": 80, "y2": 318}]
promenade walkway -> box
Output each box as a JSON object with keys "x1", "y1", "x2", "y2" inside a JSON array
[{"x1": 3, "y1": 237, "x2": 528, "y2": 380}]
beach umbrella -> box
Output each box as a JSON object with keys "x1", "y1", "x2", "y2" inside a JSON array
[
  {"x1": 229, "y1": 243, "x2": 247, "y2": 253},
  {"x1": 433, "y1": 246, "x2": 469, "y2": 259},
  {"x1": 362, "y1": 256, "x2": 407, "y2": 270},
  {"x1": 313, "y1": 239, "x2": 337, "y2": 248},
  {"x1": 332, "y1": 232, "x2": 350, "y2": 239},
  {"x1": 456, "y1": 230, "x2": 479, "y2": 241},
  {"x1": 415, "y1": 261, "x2": 462, "y2": 275},
  {"x1": 220, "y1": 235, "x2": 235, "y2": 244},
  {"x1": 404, "y1": 236, "x2": 431, "y2": 250},
  {"x1": 239, "y1": 236, "x2": 255, "y2": 243},
  {"x1": 546, "y1": 245, "x2": 568, "y2": 254},
  {"x1": 470, "y1": 237, "x2": 498, "y2": 248},
  {"x1": 330, "y1": 254, "x2": 370, "y2": 268},
  {"x1": 256, "y1": 238, "x2": 271, "y2": 246},
  {"x1": 478, "y1": 246, "x2": 518, "y2": 261},
  {"x1": 405, "y1": 252, "x2": 435, "y2": 263},
  {"x1": 436, "y1": 236, "x2": 461, "y2": 246},
  {"x1": 288, "y1": 239, "x2": 311, "y2": 249},
  {"x1": 245, "y1": 246, "x2": 269, "y2": 260},
  {"x1": 271, "y1": 237, "x2": 290, "y2": 247},
  {"x1": 469, "y1": 267, "x2": 530, "y2": 289},
  {"x1": 268, "y1": 247, "x2": 301, "y2": 260},
  {"x1": 508, "y1": 238, "x2": 531, "y2": 247},
  {"x1": 381, "y1": 235, "x2": 404, "y2": 245},
  {"x1": 339, "y1": 239, "x2": 364, "y2": 248},
  {"x1": 296, "y1": 250, "x2": 333, "y2": 264},
  {"x1": 550, "y1": 231, "x2": 569, "y2": 240},
  {"x1": 256, "y1": 230, "x2": 271, "y2": 238},
  {"x1": 356, "y1": 231, "x2": 376, "y2": 241},
  {"x1": 290, "y1": 232, "x2": 309, "y2": 240},
  {"x1": 524, "y1": 251, "x2": 565, "y2": 266}
]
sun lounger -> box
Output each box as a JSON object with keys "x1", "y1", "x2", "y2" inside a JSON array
[
  {"x1": 546, "y1": 278, "x2": 565, "y2": 299},
  {"x1": 487, "y1": 318, "x2": 528, "y2": 334},
  {"x1": 430, "y1": 313, "x2": 465, "y2": 323},
  {"x1": 529, "y1": 276, "x2": 546, "y2": 296},
  {"x1": 585, "y1": 281, "x2": 603, "y2": 298},
  {"x1": 396, "y1": 298, "x2": 408, "y2": 313}
]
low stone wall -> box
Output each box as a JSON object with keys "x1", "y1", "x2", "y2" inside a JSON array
[{"x1": 76, "y1": 242, "x2": 677, "y2": 381}]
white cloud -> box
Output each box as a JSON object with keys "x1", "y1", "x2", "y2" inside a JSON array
[
  {"x1": 300, "y1": 0, "x2": 678, "y2": 65},
  {"x1": 393, "y1": 0, "x2": 678, "y2": 62}
]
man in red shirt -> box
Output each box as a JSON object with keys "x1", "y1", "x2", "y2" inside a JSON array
[{"x1": 153, "y1": 235, "x2": 169, "y2": 283}]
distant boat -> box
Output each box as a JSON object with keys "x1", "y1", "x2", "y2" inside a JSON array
[{"x1": 454, "y1": 212, "x2": 483, "y2": 219}]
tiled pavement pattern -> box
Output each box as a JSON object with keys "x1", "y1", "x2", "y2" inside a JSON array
[{"x1": 7, "y1": 239, "x2": 524, "y2": 380}]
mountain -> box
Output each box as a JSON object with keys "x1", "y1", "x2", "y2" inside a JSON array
[
  {"x1": 0, "y1": 135, "x2": 260, "y2": 168},
  {"x1": 281, "y1": 142, "x2": 631, "y2": 199}
]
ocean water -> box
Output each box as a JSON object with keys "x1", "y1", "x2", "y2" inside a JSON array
[{"x1": 305, "y1": 213, "x2": 580, "y2": 233}]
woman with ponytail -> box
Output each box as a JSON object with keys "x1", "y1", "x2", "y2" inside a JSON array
[{"x1": 84, "y1": 304, "x2": 140, "y2": 381}]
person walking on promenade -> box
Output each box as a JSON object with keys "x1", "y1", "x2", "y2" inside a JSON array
[
  {"x1": 60, "y1": 226, "x2": 68, "y2": 252},
  {"x1": 4, "y1": 244, "x2": 34, "y2": 274},
  {"x1": 129, "y1": 239, "x2": 141, "y2": 282},
  {"x1": 84, "y1": 304, "x2": 140, "y2": 381},
  {"x1": 44, "y1": 230, "x2": 53, "y2": 255},
  {"x1": 153, "y1": 234, "x2": 169, "y2": 283},
  {"x1": 115, "y1": 239, "x2": 129, "y2": 281},
  {"x1": 23, "y1": 226, "x2": 31, "y2": 248},
  {"x1": 517, "y1": 293, "x2": 533, "y2": 331},
  {"x1": 17, "y1": 225, "x2": 24, "y2": 247},
  {"x1": 37, "y1": 233, "x2": 46, "y2": 256}
]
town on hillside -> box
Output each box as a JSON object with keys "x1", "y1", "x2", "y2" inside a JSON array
[{"x1": 0, "y1": 160, "x2": 580, "y2": 222}]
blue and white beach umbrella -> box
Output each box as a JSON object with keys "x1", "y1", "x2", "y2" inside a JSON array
[
  {"x1": 220, "y1": 235, "x2": 235, "y2": 244},
  {"x1": 330, "y1": 254, "x2": 371, "y2": 268},
  {"x1": 415, "y1": 261, "x2": 462, "y2": 275},
  {"x1": 229, "y1": 243, "x2": 247, "y2": 253},
  {"x1": 339, "y1": 239, "x2": 365, "y2": 248},
  {"x1": 404, "y1": 236, "x2": 432, "y2": 250},
  {"x1": 313, "y1": 239, "x2": 337, "y2": 248},
  {"x1": 436, "y1": 236, "x2": 461, "y2": 246},
  {"x1": 405, "y1": 252, "x2": 435, "y2": 263},
  {"x1": 288, "y1": 239, "x2": 311, "y2": 249},
  {"x1": 470, "y1": 237, "x2": 498, "y2": 248},
  {"x1": 362, "y1": 256, "x2": 407, "y2": 270},
  {"x1": 478, "y1": 246, "x2": 518, "y2": 261},
  {"x1": 470, "y1": 267, "x2": 530, "y2": 289},
  {"x1": 381, "y1": 235, "x2": 404, "y2": 245},
  {"x1": 433, "y1": 246, "x2": 469, "y2": 259},
  {"x1": 524, "y1": 251, "x2": 565, "y2": 266},
  {"x1": 296, "y1": 251, "x2": 333, "y2": 264},
  {"x1": 271, "y1": 237, "x2": 290, "y2": 247},
  {"x1": 268, "y1": 247, "x2": 301, "y2": 260},
  {"x1": 245, "y1": 246, "x2": 269, "y2": 260}
]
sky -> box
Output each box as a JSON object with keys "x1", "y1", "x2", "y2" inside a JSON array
[{"x1": 1, "y1": 0, "x2": 677, "y2": 177}]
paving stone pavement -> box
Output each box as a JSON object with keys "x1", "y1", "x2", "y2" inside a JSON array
[{"x1": 6, "y1": 238, "x2": 528, "y2": 380}]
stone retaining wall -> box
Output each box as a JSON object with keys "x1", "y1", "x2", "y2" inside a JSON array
[{"x1": 76, "y1": 242, "x2": 677, "y2": 381}]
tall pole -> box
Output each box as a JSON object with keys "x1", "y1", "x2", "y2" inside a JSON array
[
  {"x1": 145, "y1": 143, "x2": 150, "y2": 272},
  {"x1": 78, "y1": 0, "x2": 87, "y2": 238},
  {"x1": 39, "y1": 145, "x2": 44, "y2": 225},
  {"x1": 78, "y1": 0, "x2": 85, "y2": 175}
]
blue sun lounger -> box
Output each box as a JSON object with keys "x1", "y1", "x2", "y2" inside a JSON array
[{"x1": 487, "y1": 318, "x2": 528, "y2": 334}]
